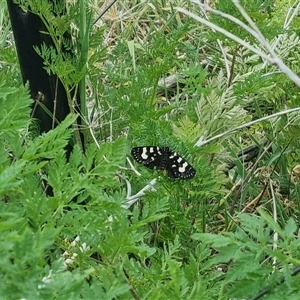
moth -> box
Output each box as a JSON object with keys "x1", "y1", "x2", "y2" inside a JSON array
[{"x1": 131, "y1": 146, "x2": 196, "y2": 179}]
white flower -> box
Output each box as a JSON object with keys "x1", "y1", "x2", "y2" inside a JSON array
[
  {"x1": 64, "y1": 258, "x2": 74, "y2": 265},
  {"x1": 80, "y1": 242, "x2": 90, "y2": 252}
]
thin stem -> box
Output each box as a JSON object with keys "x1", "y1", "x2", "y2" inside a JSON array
[{"x1": 195, "y1": 107, "x2": 300, "y2": 147}]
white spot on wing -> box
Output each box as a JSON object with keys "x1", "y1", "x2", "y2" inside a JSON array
[
  {"x1": 169, "y1": 152, "x2": 176, "y2": 159},
  {"x1": 141, "y1": 147, "x2": 148, "y2": 159},
  {"x1": 178, "y1": 162, "x2": 188, "y2": 173},
  {"x1": 177, "y1": 157, "x2": 183, "y2": 163}
]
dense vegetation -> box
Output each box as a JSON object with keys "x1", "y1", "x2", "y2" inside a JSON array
[{"x1": 1, "y1": 0, "x2": 300, "y2": 299}]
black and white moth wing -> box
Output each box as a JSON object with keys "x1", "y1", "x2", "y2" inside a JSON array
[
  {"x1": 166, "y1": 150, "x2": 196, "y2": 179},
  {"x1": 131, "y1": 146, "x2": 164, "y2": 169},
  {"x1": 131, "y1": 146, "x2": 196, "y2": 179}
]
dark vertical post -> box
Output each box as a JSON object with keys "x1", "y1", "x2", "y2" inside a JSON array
[{"x1": 6, "y1": 0, "x2": 76, "y2": 134}]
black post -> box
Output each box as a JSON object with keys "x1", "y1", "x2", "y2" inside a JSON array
[{"x1": 6, "y1": 0, "x2": 75, "y2": 134}]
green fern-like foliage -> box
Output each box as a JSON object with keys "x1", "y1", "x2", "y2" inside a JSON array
[
  {"x1": 0, "y1": 74, "x2": 166, "y2": 299},
  {"x1": 193, "y1": 211, "x2": 300, "y2": 299},
  {"x1": 3, "y1": 0, "x2": 300, "y2": 299}
]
